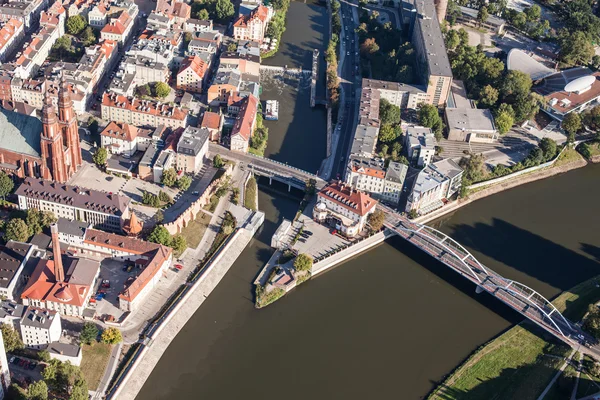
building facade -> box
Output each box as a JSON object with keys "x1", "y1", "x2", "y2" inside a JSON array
[
  {"x1": 19, "y1": 308, "x2": 61, "y2": 348},
  {"x1": 406, "y1": 159, "x2": 463, "y2": 215},
  {"x1": 176, "y1": 126, "x2": 209, "y2": 174}
]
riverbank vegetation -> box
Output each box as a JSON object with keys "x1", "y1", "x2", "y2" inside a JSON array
[
  {"x1": 260, "y1": 0, "x2": 290, "y2": 58},
  {"x1": 428, "y1": 275, "x2": 600, "y2": 400},
  {"x1": 326, "y1": 0, "x2": 341, "y2": 113},
  {"x1": 244, "y1": 176, "x2": 258, "y2": 210},
  {"x1": 249, "y1": 112, "x2": 268, "y2": 156},
  {"x1": 255, "y1": 285, "x2": 285, "y2": 308}
]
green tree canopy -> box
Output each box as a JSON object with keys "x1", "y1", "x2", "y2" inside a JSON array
[
  {"x1": 215, "y1": 0, "x2": 235, "y2": 21},
  {"x1": 477, "y1": 6, "x2": 489, "y2": 25},
  {"x1": 445, "y1": 29, "x2": 460, "y2": 50},
  {"x1": 80, "y1": 26, "x2": 97, "y2": 47},
  {"x1": 154, "y1": 82, "x2": 170, "y2": 99},
  {"x1": 148, "y1": 225, "x2": 171, "y2": 246},
  {"x1": 501, "y1": 70, "x2": 532, "y2": 101},
  {"x1": 360, "y1": 37, "x2": 379, "y2": 59},
  {"x1": 213, "y1": 154, "x2": 224, "y2": 168},
  {"x1": 198, "y1": 9, "x2": 209, "y2": 20},
  {"x1": 418, "y1": 104, "x2": 443, "y2": 140},
  {"x1": 5, "y1": 218, "x2": 29, "y2": 242},
  {"x1": 80, "y1": 322, "x2": 99, "y2": 345},
  {"x1": 539, "y1": 138, "x2": 557, "y2": 161},
  {"x1": 460, "y1": 153, "x2": 488, "y2": 184},
  {"x1": 27, "y1": 380, "x2": 48, "y2": 400},
  {"x1": 524, "y1": 4, "x2": 541, "y2": 21},
  {"x1": 92, "y1": 147, "x2": 107, "y2": 168},
  {"x1": 293, "y1": 253, "x2": 313, "y2": 272},
  {"x1": 559, "y1": 31, "x2": 595, "y2": 67},
  {"x1": 161, "y1": 168, "x2": 178, "y2": 187},
  {"x1": 562, "y1": 112, "x2": 582, "y2": 135},
  {"x1": 379, "y1": 99, "x2": 401, "y2": 126},
  {"x1": 1, "y1": 323, "x2": 23, "y2": 352},
  {"x1": 478, "y1": 85, "x2": 499, "y2": 108},
  {"x1": 0, "y1": 171, "x2": 14, "y2": 199},
  {"x1": 177, "y1": 175, "x2": 192, "y2": 191},
  {"x1": 378, "y1": 124, "x2": 398, "y2": 143},
  {"x1": 367, "y1": 209, "x2": 385, "y2": 232},
  {"x1": 170, "y1": 235, "x2": 187, "y2": 253},
  {"x1": 66, "y1": 15, "x2": 87, "y2": 35},
  {"x1": 494, "y1": 104, "x2": 515, "y2": 134}
]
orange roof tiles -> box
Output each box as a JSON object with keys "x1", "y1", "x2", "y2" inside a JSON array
[
  {"x1": 101, "y1": 121, "x2": 139, "y2": 141},
  {"x1": 318, "y1": 182, "x2": 377, "y2": 217},
  {"x1": 200, "y1": 111, "x2": 222, "y2": 130},
  {"x1": 102, "y1": 92, "x2": 188, "y2": 121},
  {"x1": 178, "y1": 55, "x2": 208, "y2": 79},
  {"x1": 231, "y1": 94, "x2": 258, "y2": 141},
  {"x1": 0, "y1": 19, "x2": 22, "y2": 49},
  {"x1": 350, "y1": 164, "x2": 385, "y2": 178},
  {"x1": 234, "y1": 5, "x2": 269, "y2": 27}
]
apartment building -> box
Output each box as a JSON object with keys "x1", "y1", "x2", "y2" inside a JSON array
[
  {"x1": 101, "y1": 121, "x2": 154, "y2": 157},
  {"x1": 0, "y1": 19, "x2": 24, "y2": 62},
  {"x1": 361, "y1": 78, "x2": 427, "y2": 110},
  {"x1": 101, "y1": 92, "x2": 188, "y2": 128},
  {"x1": 405, "y1": 126, "x2": 436, "y2": 167},
  {"x1": 200, "y1": 111, "x2": 223, "y2": 142},
  {"x1": 207, "y1": 69, "x2": 241, "y2": 105},
  {"x1": 15, "y1": 178, "x2": 131, "y2": 232},
  {"x1": 219, "y1": 52, "x2": 260, "y2": 77},
  {"x1": 187, "y1": 30, "x2": 222, "y2": 55},
  {"x1": 19, "y1": 308, "x2": 61, "y2": 348},
  {"x1": 88, "y1": 3, "x2": 108, "y2": 27},
  {"x1": 230, "y1": 94, "x2": 258, "y2": 153},
  {"x1": 0, "y1": 0, "x2": 47, "y2": 31},
  {"x1": 406, "y1": 159, "x2": 463, "y2": 215},
  {"x1": 101, "y1": 10, "x2": 134, "y2": 46},
  {"x1": 0, "y1": 330, "x2": 10, "y2": 398},
  {"x1": 233, "y1": 5, "x2": 271, "y2": 43},
  {"x1": 184, "y1": 18, "x2": 213, "y2": 32},
  {"x1": 346, "y1": 157, "x2": 407, "y2": 206},
  {"x1": 176, "y1": 126, "x2": 209, "y2": 174},
  {"x1": 177, "y1": 55, "x2": 208, "y2": 93},
  {"x1": 381, "y1": 161, "x2": 408, "y2": 205},
  {"x1": 0, "y1": 242, "x2": 37, "y2": 301},
  {"x1": 313, "y1": 182, "x2": 377, "y2": 237}
]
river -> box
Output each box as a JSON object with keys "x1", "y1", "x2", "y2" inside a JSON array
[{"x1": 136, "y1": 164, "x2": 600, "y2": 400}]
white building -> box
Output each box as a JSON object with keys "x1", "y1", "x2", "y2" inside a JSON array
[
  {"x1": 0, "y1": 329, "x2": 10, "y2": 398},
  {"x1": 101, "y1": 122, "x2": 154, "y2": 157},
  {"x1": 176, "y1": 126, "x2": 209, "y2": 174},
  {"x1": 19, "y1": 308, "x2": 61, "y2": 349},
  {"x1": 15, "y1": 178, "x2": 131, "y2": 233},
  {"x1": 101, "y1": 92, "x2": 188, "y2": 129},
  {"x1": 232, "y1": 5, "x2": 271, "y2": 43},
  {"x1": 313, "y1": 182, "x2": 377, "y2": 237},
  {"x1": 381, "y1": 161, "x2": 408, "y2": 206},
  {"x1": 0, "y1": 19, "x2": 24, "y2": 63},
  {"x1": 406, "y1": 159, "x2": 463, "y2": 215},
  {"x1": 405, "y1": 126, "x2": 436, "y2": 167},
  {"x1": 346, "y1": 158, "x2": 407, "y2": 206},
  {"x1": 47, "y1": 342, "x2": 82, "y2": 366}
]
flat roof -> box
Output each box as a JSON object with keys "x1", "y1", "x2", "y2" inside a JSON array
[
  {"x1": 446, "y1": 108, "x2": 496, "y2": 132},
  {"x1": 57, "y1": 218, "x2": 89, "y2": 238},
  {"x1": 47, "y1": 342, "x2": 81, "y2": 358},
  {"x1": 413, "y1": 0, "x2": 453, "y2": 77}
]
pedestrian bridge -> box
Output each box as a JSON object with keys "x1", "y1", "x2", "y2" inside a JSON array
[
  {"x1": 379, "y1": 205, "x2": 596, "y2": 351},
  {"x1": 209, "y1": 143, "x2": 327, "y2": 191}
]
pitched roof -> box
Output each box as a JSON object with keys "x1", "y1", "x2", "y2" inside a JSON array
[
  {"x1": 102, "y1": 92, "x2": 188, "y2": 121},
  {"x1": 101, "y1": 121, "x2": 139, "y2": 142},
  {"x1": 231, "y1": 94, "x2": 258, "y2": 141},
  {"x1": 318, "y1": 182, "x2": 377, "y2": 217},
  {"x1": 0, "y1": 107, "x2": 43, "y2": 157},
  {"x1": 200, "y1": 111, "x2": 222, "y2": 130},
  {"x1": 178, "y1": 55, "x2": 208, "y2": 79},
  {"x1": 233, "y1": 5, "x2": 268, "y2": 27}
]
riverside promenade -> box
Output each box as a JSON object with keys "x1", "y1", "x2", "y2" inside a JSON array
[{"x1": 111, "y1": 209, "x2": 265, "y2": 400}]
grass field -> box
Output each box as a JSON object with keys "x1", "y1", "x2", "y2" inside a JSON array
[
  {"x1": 428, "y1": 275, "x2": 600, "y2": 400},
  {"x1": 180, "y1": 212, "x2": 211, "y2": 249},
  {"x1": 80, "y1": 343, "x2": 113, "y2": 390},
  {"x1": 555, "y1": 147, "x2": 584, "y2": 167}
]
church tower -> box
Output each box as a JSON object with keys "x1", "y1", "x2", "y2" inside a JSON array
[
  {"x1": 40, "y1": 91, "x2": 68, "y2": 183},
  {"x1": 57, "y1": 75, "x2": 82, "y2": 171}
]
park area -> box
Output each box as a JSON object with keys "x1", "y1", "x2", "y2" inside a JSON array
[
  {"x1": 80, "y1": 343, "x2": 113, "y2": 391},
  {"x1": 179, "y1": 212, "x2": 211, "y2": 249}
]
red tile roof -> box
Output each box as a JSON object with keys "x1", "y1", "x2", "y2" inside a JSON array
[
  {"x1": 318, "y1": 182, "x2": 377, "y2": 217},
  {"x1": 101, "y1": 121, "x2": 139, "y2": 142},
  {"x1": 178, "y1": 55, "x2": 208, "y2": 79},
  {"x1": 231, "y1": 94, "x2": 258, "y2": 141},
  {"x1": 200, "y1": 111, "x2": 222, "y2": 130},
  {"x1": 233, "y1": 5, "x2": 269, "y2": 27},
  {"x1": 102, "y1": 92, "x2": 188, "y2": 121}
]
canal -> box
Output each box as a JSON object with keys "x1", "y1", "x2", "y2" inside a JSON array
[{"x1": 136, "y1": 164, "x2": 600, "y2": 400}]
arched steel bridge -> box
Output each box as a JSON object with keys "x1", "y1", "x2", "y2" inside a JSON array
[{"x1": 379, "y1": 205, "x2": 595, "y2": 349}]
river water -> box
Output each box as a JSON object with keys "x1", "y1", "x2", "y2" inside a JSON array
[{"x1": 137, "y1": 164, "x2": 600, "y2": 400}]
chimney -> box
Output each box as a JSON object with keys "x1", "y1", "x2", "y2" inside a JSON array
[{"x1": 50, "y1": 224, "x2": 65, "y2": 283}]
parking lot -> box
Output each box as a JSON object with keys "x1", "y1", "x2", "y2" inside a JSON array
[
  {"x1": 8, "y1": 356, "x2": 43, "y2": 386},
  {"x1": 91, "y1": 259, "x2": 138, "y2": 322}
]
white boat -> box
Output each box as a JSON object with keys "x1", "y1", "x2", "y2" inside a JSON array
[{"x1": 265, "y1": 100, "x2": 279, "y2": 121}]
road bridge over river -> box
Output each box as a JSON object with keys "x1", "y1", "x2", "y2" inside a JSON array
[
  {"x1": 379, "y1": 205, "x2": 600, "y2": 355},
  {"x1": 209, "y1": 143, "x2": 327, "y2": 191}
]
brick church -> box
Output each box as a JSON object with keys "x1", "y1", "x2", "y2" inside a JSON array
[{"x1": 0, "y1": 77, "x2": 82, "y2": 183}]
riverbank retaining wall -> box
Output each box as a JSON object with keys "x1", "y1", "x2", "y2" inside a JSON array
[
  {"x1": 311, "y1": 230, "x2": 394, "y2": 276},
  {"x1": 260, "y1": 65, "x2": 311, "y2": 75},
  {"x1": 107, "y1": 211, "x2": 265, "y2": 400}
]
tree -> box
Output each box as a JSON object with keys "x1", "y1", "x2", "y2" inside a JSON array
[
  {"x1": 142, "y1": 192, "x2": 160, "y2": 207},
  {"x1": 477, "y1": 6, "x2": 488, "y2": 26},
  {"x1": 584, "y1": 305, "x2": 600, "y2": 339},
  {"x1": 539, "y1": 138, "x2": 557, "y2": 161},
  {"x1": 524, "y1": 4, "x2": 541, "y2": 21},
  {"x1": 478, "y1": 85, "x2": 499, "y2": 108},
  {"x1": 153, "y1": 82, "x2": 170, "y2": 99},
  {"x1": 1, "y1": 324, "x2": 23, "y2": 352},
  {"x1": 226, "y1": 41, "x2": 237, "y2": 52},
  {"x1": 501, "y1": 70, "x2": 532, "y2": 101},
  {"x1": 367, "y1": 209, "x2": 385, "y2": 232},
  {"x1": 5, "y1": 218, "x2": 29, "y2": 242},
  {"x1": 0, "y1": 171, "x2": 13, "y2": 200},
  {"x1": 176, "y1": 175, "x2": 192, "y2": 191},
  {"x1": 27, "y1": 380, "x2": 48, "y2": 400},
  {"x1": 70, "y1": 379, "x2": 88, "y2": 400},
  {"x1": 213, "y1": 154, "x2": 224, "y2": 168},
  {"x1": 593, "y1": 55, "x2": 600, "y2": 70},
  {"x1": 158, "y1": 190, "x2": 172, "y2": 204},
  {"x1": 360, "y1": 37, "x2": 379, "y2": 59},
  {"x1": 38, "y1": 349, "x2": 51, "y2": 362},
  {"x1": 135, "y1": 84, "x2": 151, "y2": 98},
  {"x1": 198, "y1": 9, "x2": 209, "y2": 20},
  {"x1": 154, "y1": 209, "x2": 164, "y2": 224},
  {"x1": 378, "y1": 124, "x2": 398, "y2": 143},
  {"x1": 562, "y1": 112, "x2": 582, "y2": 136},
  {"x1": 215, "y1": 0, "x2": 234, "y2": 22},
  {"x1": 148, "y1": 225, "x2": 171, "y2": 245},
  {"x1": 80, "y1": 26, "x2": 97, "y2": 47},
  {"x1": 418, "y1": 104, "x2": 443, "y2": 140},
  {"x1": 460, "y1": 153, "x2": 488, "y2": 184},
  {"x1": 161, "y1": 168, "x2": 178, "y2": 187},
  {"x1": 446, "y1": 29, "x2": 460, "y2": 50},
  {"x1": 293, "y1": 253, "x2": 313, "y2": 272},
  {"x1": 66, "y1": 15, "x2": 87, "y2": 35},
  {"x1": 170, "y1": 235, "x2": 187, "y2": 253},
  {"x1": 379, "y1": 99, "x2": 401, "y2": 126},
  {"x1": 559, "y1": 31, "x2": 595, "y2": 67},
  {"x1": 80, "y1": 322, "x2": 99, "y2": 345},
  {"x1": 92, "y1": 147, "x2": 107, "y2": 168},
  {"x1": 26, "y1": 209, "x2": 56, "y2": 236},
  {"x1": 101, "y1": 327, "x2": 123, "y2": 344},
  {"x1": 494, "y1": 104, "x2": 515, "y2": 134},
  {"x1": 88, "y1": 118, "x2": 99, "y2": 136}
]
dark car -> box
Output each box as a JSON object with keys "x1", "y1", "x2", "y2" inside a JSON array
[
  {"x1": 28, "y1": 362, "x2": 37, "y2": 370},
  {"x1": 12, "y1": 357, "x2": 20, "y2": 365}
]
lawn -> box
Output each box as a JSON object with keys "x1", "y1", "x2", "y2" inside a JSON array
[
  {"x1": 428, "y1": 324, "x2": 569, "y2": 400},
  {"x1": 577, "y1": 355, "x2": 600, "y2": 398},
  {"x1": 179, "y1": 212, "x2": 211, "y2": 249},
  {"x1": 80, "y1": 343, "x2": 113, "y2": 391},
  {"x1": 554, "y1": 147, "x2": 584, "y2": 167},
  {"x1": 244, "y1": 176, "x2": 257, "y2": 211},
  {"x1": 428, "y1": 275, "x2": 600, "y2": 400}
]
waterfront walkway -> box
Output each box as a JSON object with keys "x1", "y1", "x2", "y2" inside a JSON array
[{"x1": 379, "y1": 205, "x2": 598, "y2": 354}]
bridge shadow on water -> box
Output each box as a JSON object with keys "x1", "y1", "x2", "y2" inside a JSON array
[{"x1": 436, "y1": 218, "x2": 600, "y2": 296}]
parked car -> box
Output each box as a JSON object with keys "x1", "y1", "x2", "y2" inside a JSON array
[
  {"x1": 101, "y1": 279, "x2": 110, "y2": 288},
  {"x1": 11, "y1": 357, "x2": 19, "y2": 365},
  {"x1": 174, "y1": 264, "x2": 183, "y2": 271},
  {"x1": 28, "y1": 362, "x2": 36, "y2": 370}
]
